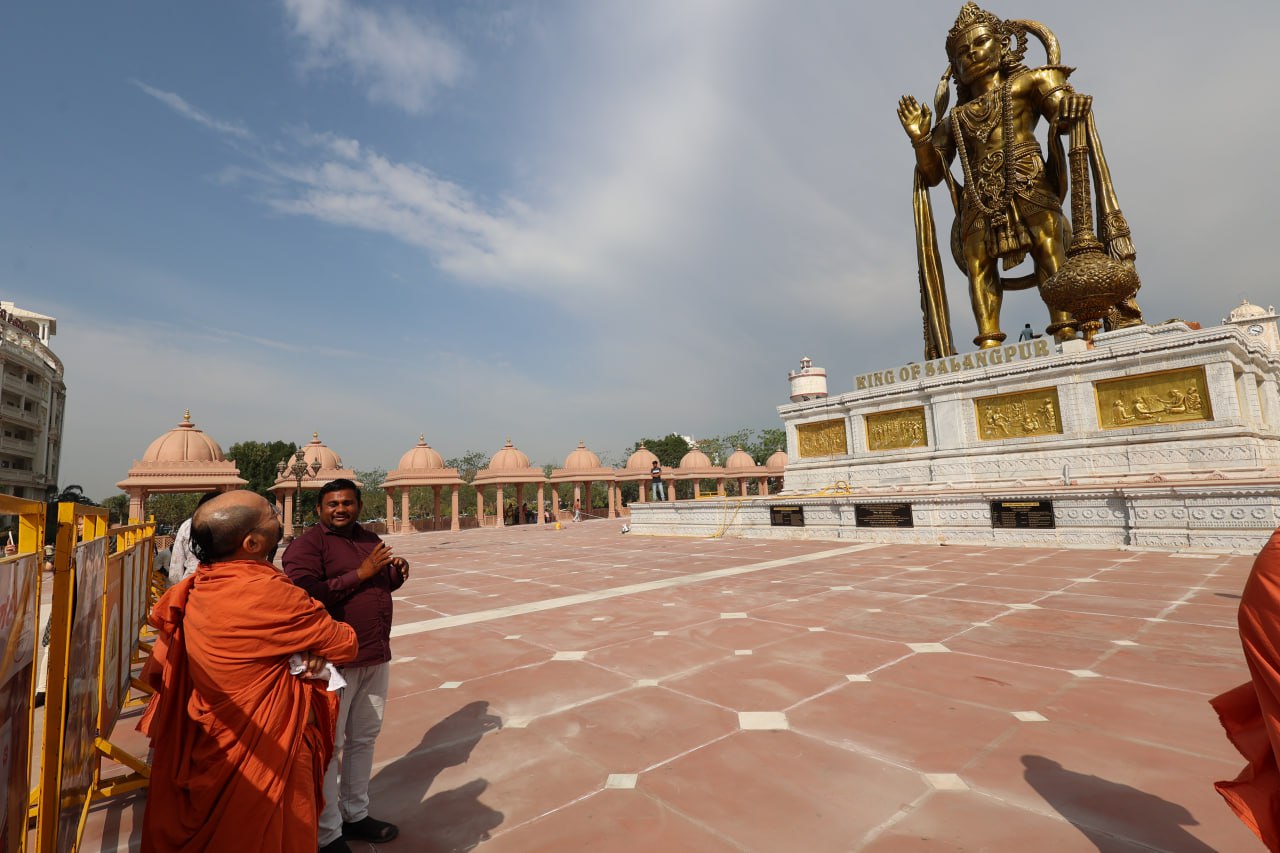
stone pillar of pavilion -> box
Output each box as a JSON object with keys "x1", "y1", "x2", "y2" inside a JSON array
[
  {"x1": 380, "y1": 436, "x2": 466, "y2": 533},
  {"x1": 550, "y1": 441, "x2": 617, "y2": 522},
  {"x1": 267, "y1": 433, "x2": 360, "y2": 538},
  {"x1": 724, "y1": 447, "x2": 768, "y2": 497},
  {"x1": 472, "y1": 439, "x2": 546, "y2": 528},
  {"x1": 116, "y1": 411, "x2": 248, "y2": 524},
  {"x1": 764, "y1": 449, "x2": 788, "y2": 495},
  {"x1": 672, "y1": 442, "x2": 724, "y2": 501}
]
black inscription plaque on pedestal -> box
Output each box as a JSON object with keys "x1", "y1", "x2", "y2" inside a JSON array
[
  {"x1": 855, "y1": 503, "x2": 914, "y2": 528},
  {"x1": 991, "y1": 500, "x2": 1055, "y2": 529},
  {"x1": 770, "y1": 505, "x2": 805, "y2": 527}
]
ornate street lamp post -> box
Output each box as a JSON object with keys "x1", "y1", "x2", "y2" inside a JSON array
[{"x1": 277, "y1": 449, "x2": 323, "y2": 532}]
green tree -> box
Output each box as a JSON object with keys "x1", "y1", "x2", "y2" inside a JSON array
[
  {"x1": 353, "y1": 469, "x2": 388, "y2": 521},
  {"x1": 145, "y1": 493, "x2": 202, "y2": 531},
  {"x1": 749, "y1": 428, "x2": 786, "y2": 463},
  {"x1": 227, "y1": 440, "x2": 300, "y2": 497},
  {"x1": 101, "y1": 493, "x2": 130, "y2": 525},
  {"x1": 633, "y1": 434, "x2": 689, "y2": 468},
  {"x1": 445, "y1": 451, "x2": 488, "y2": 517}
]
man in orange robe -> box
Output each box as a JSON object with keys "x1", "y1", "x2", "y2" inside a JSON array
[
  {"x1": 139, "y1": 491, "x2": 358, "y2": 852},
  {"x1": 1214, "y1": 529, "x2": 1280, "y2": 852}
]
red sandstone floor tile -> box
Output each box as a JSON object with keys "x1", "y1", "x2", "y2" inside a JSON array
[
  {"x1": 873, "y1": 651, "x2": 1075, "y2": 712},
  {"x1": 830, "y1": 610, "x2": 971, "y2": 644},
  {"x1": 528, "y1": 686, "x2": 737, "y2": 773},
  {"x1": 962, "y1": 724, "x2": 1254, "y2": 851},
  {"x1": 790, "y1": 680, "x2": 1015, "y2": 772},
  {"x1": 585, "y1": 633, "x2": 734, "y2": 681},
  {"x1": 753, "y1": 630, "x2": 908, "y2": 677},
  {"x1": 459, "y1": 660, "x2": 636, "y2": 720},
  {"x1": 946, "y1": 625, "x2": 1115, "y2": 670},
  {"x1": 642, "y1": 730, "x2": 929, "y2": 851},
  {"x1": 1093, "y1": 645, "x2": 1245, "y2": 696},
  {"x1": 663, "y1": 655, "x2": 843, "y2": 712},
  {"x1": 858, "y1": 790, "x2": 1156, "y2": 852},
  {"x1": 666, "y1": 617, "x2": 809, "y2": 652},
  {"x1": 1161, "y1": 601, "x2": 1240, "y2": 628},
  {"x1": 885, "y1": 595, "x2": 1013, "y2": 623},
  {"x1": 480, "y1": 789, "x2": 743, "y2": 852},
  {"x1": 1135, "y1": 619, "x2": 1241, "y2": 656},
  {"x1": 1044, "y1": 678, "x2": 1232, "y2": 757},
  {"x1": 991, "y1": 607, "x2": 1150, "y2": 641}
]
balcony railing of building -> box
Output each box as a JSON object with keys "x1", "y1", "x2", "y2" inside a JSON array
[{"x1": 0, "y1": 324, "x2": 63, "y2": 376}]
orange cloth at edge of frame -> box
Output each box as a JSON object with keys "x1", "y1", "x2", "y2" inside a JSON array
[{"x1": 1213, "y1": 529, "x2": 1280, "y2": 853}]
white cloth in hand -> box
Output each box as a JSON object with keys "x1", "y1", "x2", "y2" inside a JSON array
[{"x1": 287, "y1": 653, "x2": 347, "y2": 692}]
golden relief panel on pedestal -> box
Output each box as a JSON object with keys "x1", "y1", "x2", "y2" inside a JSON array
[
  {"x1": 866, "y1": 407, "x2": 928, "y2": 451},
  {"x1": 796, "y1": 418, "x2": 848, "y2": 459},
  {"x1": 975, "y1": 388, "x2": 1063, "y2": 441},
  {"x1": 1095, "y1": 366, "x2": 1213, "y2": 430}
]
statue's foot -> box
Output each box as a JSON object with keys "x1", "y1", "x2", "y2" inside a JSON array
[{"x1": 974, "y1": 332, "x2": 1006, "y2": 349}]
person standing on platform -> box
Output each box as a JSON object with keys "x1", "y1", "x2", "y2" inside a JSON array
[
  {"x1": 650, "y1": 461, "x2": 666, "y2": 501},
  {"x1": 140, "y1": 491, "x2": 357, "y2": 852},
  {"x1": 284, "y1": 478, "x2": 409, "y2": 852}
]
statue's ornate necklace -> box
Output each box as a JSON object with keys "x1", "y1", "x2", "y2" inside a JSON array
[{"x1": 952, "y1": 76, "x2": 1016, "y2": 220}]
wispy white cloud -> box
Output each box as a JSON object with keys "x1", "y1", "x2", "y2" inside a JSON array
[
  {"x1": 132, "y1": 79, "x2": 253, "y2": 139},
  {"x1": 281, "y1": 0, "x2": 465, "y2": 115}
]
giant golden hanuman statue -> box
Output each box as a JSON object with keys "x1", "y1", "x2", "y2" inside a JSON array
[{"x1": 898, "y1": 2, "x2": 1142, "y2": 357}]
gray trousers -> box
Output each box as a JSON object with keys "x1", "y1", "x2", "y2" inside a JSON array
[{"x1": 318, "y1": 662, "x2": 389, "y2": 845}]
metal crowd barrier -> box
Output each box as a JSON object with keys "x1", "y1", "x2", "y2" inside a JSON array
[{"x1": 0, "y1": 499, "x2": 157, "y2": 852}]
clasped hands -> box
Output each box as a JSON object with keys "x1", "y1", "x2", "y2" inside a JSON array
[{"x1": 356, "y1": 541, "x2": 410, "y2": 582}]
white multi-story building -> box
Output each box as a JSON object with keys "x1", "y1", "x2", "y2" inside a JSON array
[{"x1": 0, "y1": 301, "x2": 65, "y2": 500}]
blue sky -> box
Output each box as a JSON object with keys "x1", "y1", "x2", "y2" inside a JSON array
[{"x1": 3, "y1": 1, "x2": 1277, "y2": 500}]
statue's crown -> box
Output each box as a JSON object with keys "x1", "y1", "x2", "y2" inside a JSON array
[{"x1": 946, "y1": 2, "x2": 1005, "y2": 53}]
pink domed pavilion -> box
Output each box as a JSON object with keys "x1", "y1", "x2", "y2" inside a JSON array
[
  {"x1": 764, "y1": 449, "x2": 787, "y2": 493},
  {"x1": 381, "y1": 436, "x2": 465, "y2": 533},
  {"x1": 268, "y1": 433, "x2": 361, "y2": 537},
  {"x1": 549, "y1": 441, "x2": 617, "y2": 520},
  {"x1": 615, "y1": 443, "x2": 674, "y2": 506},
  {"x1": 724, "y1": 447, "x2": 770, "y2": 497},
  {"x1": 672, "y1": 442, "x2": 726, "y2": 498},
  {"x1": 116, "y1": 411, "x2": 247, "y2": 522},
  {"x1": 471, "y1": 439, "x2": 546, "y2": 527}
]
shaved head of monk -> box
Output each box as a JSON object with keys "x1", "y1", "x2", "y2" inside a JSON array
[{"x1": 192, "y1": 491, "x2": 282, "y2": 564}]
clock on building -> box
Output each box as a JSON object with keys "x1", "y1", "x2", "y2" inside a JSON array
[{"x1": 1249, "y1": 324, "x2": 1265, "y2": 336}]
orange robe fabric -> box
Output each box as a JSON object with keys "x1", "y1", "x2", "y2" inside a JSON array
[
  {"x1": 139, "y1": 558, "x2": 358, "y2": 852},
  {"x1": 1214, "y1": 529, "x2": 1280, "y2": 852}
]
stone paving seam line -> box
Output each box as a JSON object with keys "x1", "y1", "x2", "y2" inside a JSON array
[{"x1": 389, "y1": 543, "x2": 887, "y2": 637}]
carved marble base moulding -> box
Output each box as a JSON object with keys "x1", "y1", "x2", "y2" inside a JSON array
[
  {"x1": 626, "y1": 486, "x2": 1280, "y2": 553},
  {"x1": 780, "y1": 324, "x2": 1280, "y2": 486}
]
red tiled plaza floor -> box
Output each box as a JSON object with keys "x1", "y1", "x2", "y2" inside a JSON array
[{"x1": 82, "y1": 525, "x2": 1261, "y2": 851}]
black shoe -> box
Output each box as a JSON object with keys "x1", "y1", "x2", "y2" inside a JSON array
[
  {"x1": 319, "y1": 839, "x2": 351, "y2": 853},
  {"x1": 342, "y1": 816, "x2": 399, "y2": 843}
]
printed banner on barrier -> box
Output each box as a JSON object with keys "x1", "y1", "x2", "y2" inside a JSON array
[
  {"x1": 57, "y1": 537, "x2": 106, "y2": 852},
  {"x1": 0, "y1": 554, "x2": 39, "y2": 853}
]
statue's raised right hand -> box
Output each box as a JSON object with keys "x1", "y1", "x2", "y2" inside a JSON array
[{"x1": 897, "y1": 95, "x2": 932, "y2": 145}]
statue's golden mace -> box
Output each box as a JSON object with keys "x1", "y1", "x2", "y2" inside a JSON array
[{"x1": 1040, "y1": 118, "x2": 1140, "y2": 342}]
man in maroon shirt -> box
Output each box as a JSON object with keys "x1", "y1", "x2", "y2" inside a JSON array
[{"x1": 284, "y1": 479, "x2": 409, "y2": 852}]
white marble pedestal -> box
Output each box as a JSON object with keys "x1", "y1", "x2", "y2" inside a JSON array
[{"x1": 628, "y1": 323, "x2": 1280, "y2": 552}]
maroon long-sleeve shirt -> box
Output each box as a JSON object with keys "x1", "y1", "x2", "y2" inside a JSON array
[{"x1": 283, "y1": 521, "x2": 405, "y2": 669}]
